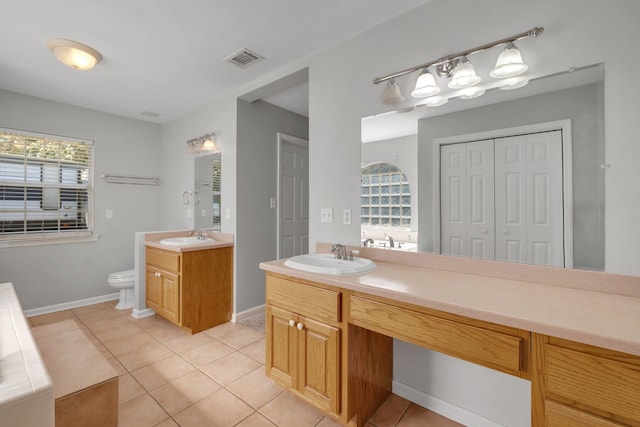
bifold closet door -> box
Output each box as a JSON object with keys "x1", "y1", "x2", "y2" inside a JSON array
[
  {"x1": 494, "y1": 131, "x2": 564, "y2": 267},
  {"x1": 440, "y1": 140, "x2": 494, "y2": 259}
]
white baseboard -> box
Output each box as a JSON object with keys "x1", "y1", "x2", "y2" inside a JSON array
[
  {"x1": 392, "y1": 380, "x2": 503, "y2": 427},
  {"x1": 131, "y1": 308, "x2": 155, "y2": 319},
  {"x1": 232, "y1": 304, "x2": 265, "y2": 323},
  {"x1": 24, "y1": 293, "x2": 120, "y2": 317}
]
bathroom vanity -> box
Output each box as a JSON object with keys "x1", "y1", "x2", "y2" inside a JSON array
[
  {"x1": 145, "y1": 232, "x2": 233, "y2": 334},
  {"x1": 260, "y1": 245, "x2": 640, "y2": 427}
]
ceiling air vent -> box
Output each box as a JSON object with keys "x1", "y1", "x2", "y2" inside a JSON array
[{"x1": 224, "y1": 48, "x2": 264, "y2": 69}]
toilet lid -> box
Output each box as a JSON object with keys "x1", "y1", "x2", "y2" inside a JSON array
[{"x1": 108, "y1": 269, "x2": 135, "y2": 282}]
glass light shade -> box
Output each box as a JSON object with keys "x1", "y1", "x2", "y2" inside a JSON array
[
  {"x1": 411, "y1": 69, "x2": 440, "y2": 98},
  {"x1": 381, "y1": 79, "x2": 405, "y2": 105},
  {"x1": 498, "y1": 77, "x2": 530, "y2": 90},
  {"x1": 47, "y1": 39, "x2": 102, "y2": 71},
  {"x1": 420, "y1": 95, "x2": 448, "y2": 107},
  {"x1": 448, "y1": 57, "x2": 481, "y2": 89},
  {"x1": 458, "y1": 86, "x2": 486, "y2": 99},
  {"x1": 202, "y1": 137, "x2": 216, "y2": 151},
  {"x1": 490, "y1": 42, "x2": 528, "y2": 78}
]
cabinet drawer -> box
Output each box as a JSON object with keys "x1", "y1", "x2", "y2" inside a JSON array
[
  {"x1": 266, "y1": 275, "x2": 340, "y2": 324},
  {"x1": 545, "y1": 400, "x2": 625, "y2": 427},
  {"x1": 350, "y1": 295, "x2": 525, "y2": 377},
  {"x1": 545, "y1": 344, "x2": 640, "y2": 424},
  {"x1": 146, "y1": 248, "x2": 180, "y2": 273}
]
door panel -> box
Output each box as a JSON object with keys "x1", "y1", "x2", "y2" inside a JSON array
[
  {"x1": 279, "y1": 138, "x2": 309, "y2": 258},
  {"x1": 466, "y1": 140, "x2": 494, "y2": 259},
  {"x1": 440, "y1": 144, "x2": 466, "y2": 257},
  {"x1": 266, "y1": 305, "x2": 297, "y2": 389}
]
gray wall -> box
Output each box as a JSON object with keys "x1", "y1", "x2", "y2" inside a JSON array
[
  {"x1": 0, "y1": 89, "x2": 162, "y2": 310},
  {"x1": 236, "y1": 99, "x2": 308, "y2": 312},
  {"x1": 417, "y1": 83, "x2": 604, "y2": 270}
]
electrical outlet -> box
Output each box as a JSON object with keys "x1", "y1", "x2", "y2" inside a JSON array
[
  {"x1": 270, "y1": 197, "x2": 276, "y2": 209},
  {"x1": 343, "y1": 208, "x2": 351, "y2": 225},
  {"x1": 105, "y1": 209, "x2": 113, "y2": 219},
  {"x1": 320, "y1": 208, "x2": 333, "y2": 223},
  {"x1": 225, "y1": 208, "x2": 230, "y2": 219},
  {"x1": 187, "y1": 209, "x2": 191, "y2": 219},
  {"x1": 201, "y1": 209, "x2": 207, "y2": 217}
]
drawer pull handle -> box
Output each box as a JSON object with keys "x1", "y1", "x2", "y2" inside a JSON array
[
  {"x1": 289, "y1": 319, "x2": 295, "y2": 327},
  {"x1": 297, "y1": 322, "x2": 304, "y2": 330}
]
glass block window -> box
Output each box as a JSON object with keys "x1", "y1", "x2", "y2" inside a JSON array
[
  {"x1": 212, "y1": 155, "x2": 221, "y2": 229},
  {"x1": 0, "y1": 128, "x2": 93, "y2": 242},
  {"x1": 361, "y1": 163, "x2": 411, "y2": 228}
]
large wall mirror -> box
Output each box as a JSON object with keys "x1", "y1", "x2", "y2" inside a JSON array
[
  {"x1": 194, "y1": 153, "x2": 222, "y2": 230},
  {"x1": 361, "y1": 63, "x2": 604, "y2": 270}
]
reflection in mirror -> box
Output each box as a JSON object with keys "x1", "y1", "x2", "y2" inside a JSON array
[
  {"x1": 194, "y1": 153, "x2": 221, "y2": 230},
  {"x1": 362, "y1": 64, "x2": 604, "y2": 270}
]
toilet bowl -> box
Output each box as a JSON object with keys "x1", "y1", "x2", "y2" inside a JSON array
[{"x1": 108, "y1": 269, "x2": 135, "y2": 310}]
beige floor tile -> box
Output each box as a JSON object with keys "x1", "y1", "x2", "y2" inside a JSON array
[
  {"x1": 118, "y1": 393, "x2": 169, "y2": 427},
  {"x1": 106, "y1": 357, "x2": 128, "y2": 377},
  {"x1": 93, "y1": 341, "x2": 114, "y2": 359},
  {"x1": 135, "y1": 315, "x2": 186, "y2": 340},
  {"x1": 117, "y1": 341, "x2": 174, "y2": 372},
  {"x1": 173, "y1": 388, "x2": 254, "y2": 427},
  {"x1": 28, "y1": 310, "x2": 77, "y2": 326},
  {"x1": 92, "y1": 321, "x2": 143, "y2": 344},
  {"x1": 180, "y1": 339, "x2": 235, "y2": 367},
  {"x1": 80, "y1": 313, "x2": 134, "y2": 333},
  {"x1": 227, "y1": 366, "x2": 283, "y2": 409},
  {"x1": 71, "y1": 302, "x2": 108, "y2": 318},
  {"x1": 154, "y1": 418, "x2": 179, "y2": 427},
  {"x1": 119, "y1": 374, "x2": 146, "y2": 404},
  {"x1": 316, "y1": 416, "x2": 344, "y2": 427},
  {"x1": 396, "y1": 404, "x2": 463, "y2": 427},
  {"x1": 151, "y1": 370, "x2": 222, "y2": 415},
  {"x1": 102, "y1": 330, "x2": 158, "y2": 356},
  {"x1": 162, "y1": 331, "x2": 212, "y2": 353},
  {"x1": 201, "y1": 351, "x2": 262, "y2": 385},
  {"x1": 235, "y1": 411, "x2": 277, "y2": 426},
  {"x1": 132, "y1": 354, "x2": 197, "y2": 391},
  {"x1": 75, "y1": 304, "x2": 123, "y2": 323},
  {"x1": 368, "y1": 393, "x2": 411, "y2": 427},
  {"x1": 204, "y1": 322, "x2": 264, "y2": 349},
  {"x1": 239, "y1": 338, "x2": 266, "y2": 363},
  {"x1": 259, "y1": 391, "x2": 325, "y2": 427}
]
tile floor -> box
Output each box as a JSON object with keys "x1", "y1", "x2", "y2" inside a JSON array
[{"x1": 29, "y1": 301, "x2": 461, "y2": 427}]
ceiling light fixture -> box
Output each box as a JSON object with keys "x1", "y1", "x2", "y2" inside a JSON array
[
  {"x1": 47, "y1": 38, "x2": 102, "y2": 71},
  {"x1": 187, "y1": 133, "x2": 217, "y2": 153},
  {"x1": 372, "y1": 27, "x2": 543, "y2": 106}
]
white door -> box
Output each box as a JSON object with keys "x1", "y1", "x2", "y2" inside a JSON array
[
  {"x1": 278, "y1": 135, "x2": 309, "y2": 259},
  {"x1": 440, "y1": 140, "x2": 494, "y2": 259}
]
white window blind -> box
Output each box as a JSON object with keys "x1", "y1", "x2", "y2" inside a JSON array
[
  {"x1": 0, "y1": 128, "x2": 94, "y2": 243},
  {"x1": 361, "y1": 163, "x2": 411, "y2": 228}
]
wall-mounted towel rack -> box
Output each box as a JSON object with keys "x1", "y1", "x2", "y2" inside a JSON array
[{"x1": 101, "y1": 174, "x2": 159, "y2": 186}]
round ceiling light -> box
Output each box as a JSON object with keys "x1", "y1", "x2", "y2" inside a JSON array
[{"x1": 47, "y1": 38, "x2": 102, "y2": 71}]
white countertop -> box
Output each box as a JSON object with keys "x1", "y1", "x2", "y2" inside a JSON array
[{"x1": 260, "y1": 257, "x2": 640, "y2": 357}]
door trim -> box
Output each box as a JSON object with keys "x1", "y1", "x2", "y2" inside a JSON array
[
  {"x1": 277, "y1": 132, "x2": 309, "y2": 259},
  {"x1": 433, "y1": 120, "x2": 573, "y2": 268}
]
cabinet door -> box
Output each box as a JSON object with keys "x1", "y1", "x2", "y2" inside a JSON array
[
  {"x1": 266, "y1": 305, "x2": 298, "y2": 389},
  {"x1": 298, "y1": 316, "x2": 340, "y2": 414},
  {"x1": 146, "y1": 266, "x2": 162, "y2": 312},
  {"x1": 159, "y1": 270, "x2": 180, "y2": 325}
]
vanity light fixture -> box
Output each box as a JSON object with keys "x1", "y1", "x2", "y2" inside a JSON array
[
  {"x1": 187, "y1": 133, "x2": 217, "y2": 153},
  {"x1": 47, "y1": 38, "x2": 102, "y2": 71},
  {"x1": 381, "y1": 79, "x2": 405, "y2": 105},
  {"x1": 372, "y1": 27, "x2": 543, "y2": 106}
]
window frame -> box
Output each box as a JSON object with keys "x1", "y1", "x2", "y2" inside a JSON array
[
  {"x1": 0, "y1": 127, "x2": 97, "y2": 247},
  {"x1": 360, "y1": 162, "x2": 412, "y2": 229}
]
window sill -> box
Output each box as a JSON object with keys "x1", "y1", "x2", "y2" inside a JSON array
[{"x1": 0, "y1": 234, "x2": 101, "y2": 248}]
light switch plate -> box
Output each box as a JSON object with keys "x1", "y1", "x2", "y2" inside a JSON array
[
  {"x1": 343, "y1": 208, "x2": 351, "y2": 225},
  {"x1": 105, "y1": 209, "x2": 113, "y2": 219},
  {"x1": 320, "y1": 208, "x2": 333, "y2": 223}
]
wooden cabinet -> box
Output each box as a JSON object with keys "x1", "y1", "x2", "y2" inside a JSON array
[
  {"x1": 266, "y1": 275, "x2": 341, "y2": 415},
  {"x1": 533, "y1": 334, "x2": 640, "y2": 427},
  {"x1": 145, "y1": 245, "x2": 233, "y2": 334}
]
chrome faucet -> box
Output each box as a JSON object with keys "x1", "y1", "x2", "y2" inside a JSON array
[
  {"x1": 363, "y1": 238, "x2": 374, "y2": 247},
  {"x1": 192, "y1": 230, "x2": 207, "y2": 240},
  {"x1": 384, "y1": 233, "x2": 395, "y2": 248},
  {"x1": 330, "y1": 243, "x2": 349, "y2": 260}
]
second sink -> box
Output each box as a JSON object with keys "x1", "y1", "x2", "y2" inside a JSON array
[
  {"x1": 159, "y1": 236, "x2": 215, "y2": 246},
  {"x1": 284, "y1": 253, "x2": 376, "y2": 275}
]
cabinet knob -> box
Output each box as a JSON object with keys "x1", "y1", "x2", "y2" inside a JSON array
[
  {"x1": 296, "y1": 322, "x2": 304, "y2": 330},
  {"x1": 289, "y1": 319, "x2": 295, "y2": 327},
  {"x1": 482, "y1": 228, "x2": 488, "y2": 234}
]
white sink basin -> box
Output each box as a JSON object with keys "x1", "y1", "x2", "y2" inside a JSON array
[
  {"x1": 159, "y1": 236, "x2": 215, "y2": 246},
  {"x1": 284, "y1": 253, "x2": 376, "y2": 275}
]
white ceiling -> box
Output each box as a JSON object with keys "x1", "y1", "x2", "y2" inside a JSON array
[{"x1": 0, "y1": 0, "x2": 430, "y2": 124}]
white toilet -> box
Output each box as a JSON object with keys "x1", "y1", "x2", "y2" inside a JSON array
[{"x1": 108, "y1": 269, "x2": 135, "y2": 310}]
